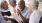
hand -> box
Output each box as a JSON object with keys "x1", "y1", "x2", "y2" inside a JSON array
[
  {"x1": 18, "y1": 20, "x2": 22, "y2": 23},
  {"x1": 17, "y1": 9, "x2": 22, "y2": 15},
  {"x1": 3, "y1": 15, "x2": 8, "y2": 18},
  {"x1": 18, "y1": 22, "x2": 22, "y2": 23},
  {"x1": 3, "y1": 15, "x2": 9, "y2": 21}
]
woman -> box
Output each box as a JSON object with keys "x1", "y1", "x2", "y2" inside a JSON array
[
  {"x1": 8, "y1": 0, "x2": 18, "y2": 23},
  {"x1": 1, "y1": 1, "x2": 11, "y2": 21},
  {"x1": 1, "y1": 1, "x2": 11, "y2": 16},
  {"x1": 9, "y1": 0, "x2": 16, "y2": 14}
]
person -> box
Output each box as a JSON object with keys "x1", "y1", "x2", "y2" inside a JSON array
[
  {"x1": 29, "y1": 1, "x2": 42, "y2": 23},
  {"x1": 17, "y1": 0, "x2": 32, "y2": 23},
  {"x1": 1, "y1": 1, "x2": 12, "y2": 23},
  {"x1": 1, "y1": 1, "x2": 11, "y2": 16},
  {"x1": 8, "y1": 0, "x2": 18, "y2": 23},
  {"x1": 8, "y1": 0, "x2": 16, "y2": 14}
]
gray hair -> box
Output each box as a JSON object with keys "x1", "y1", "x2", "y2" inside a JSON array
[
  {"x1": 9, "y1": 0, "x2": 16, "y2": 4},
  {"x1": 30, "y1": 1, "x2": 39, "y2": 9}
]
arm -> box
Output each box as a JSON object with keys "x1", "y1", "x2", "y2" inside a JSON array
[
  {"x1": 18, "y1": 10, "x2": 29, "y2": 23},
  {"x1": 20, "y1": 13, "x2": 29, "y2": 23}
]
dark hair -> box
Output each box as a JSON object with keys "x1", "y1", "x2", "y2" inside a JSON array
[
  {"x1": 19, "y1": 0, "x2": 25, "y2": 11},
  {"x1": 35, "y1": 1, "x2": 39, "y2": 7},
  {"x1": 34, "y1": 1, "x2": 39, "y2": 9},
  {"x1": 9, "y1": 0, "x2": 16, "y2": 4},
  {"x1": 13, "y1": 0, "x2": 16, "y2": 4}
]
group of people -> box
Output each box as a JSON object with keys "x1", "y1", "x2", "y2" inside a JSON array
[{"x1": 0, "y1": 0, "x2": 42, "y2": 23}]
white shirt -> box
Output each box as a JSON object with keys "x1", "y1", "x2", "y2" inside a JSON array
[
  {"x1": 22, "y1": 7, "x2": 32, "y2": 19},
  {"x1": 29, "y1": 10, "x2": 42, "y2": 23},
  {"x1": 0, "y1": 11, "x2": 5, "y2": 23},
  {"x1": 0, "y1": 8, "x2": 11, "y2": 23},
  {"x1": 16, "y1": 5, "x2": 32, "y2": 19},
  {"x1": 0, "y1": 8, "x2": 10, "y2": 12}
]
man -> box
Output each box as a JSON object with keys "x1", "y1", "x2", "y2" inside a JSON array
[
  {"x1": 29, "y1": 1, "x2": 42, "y2": 23},
  {"x1": 17, "y1": 0, "x2": 32, "y2": 23}
]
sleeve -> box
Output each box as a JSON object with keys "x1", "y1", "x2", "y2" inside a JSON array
[
  {"x1": 0, "y1": 11, "x2": 5, "y2": 23},
  {"x1": 29, "y1": 13, "x2": 41, "y2": 23}
]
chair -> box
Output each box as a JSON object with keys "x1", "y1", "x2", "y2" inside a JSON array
[{"x1": 39, "y1": 17, "x2": 42, "y2": 23}]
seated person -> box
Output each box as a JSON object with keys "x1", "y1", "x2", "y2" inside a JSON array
[
  {"x1": 1, "y1": 1, "x2": 18, "y2": 23},
  {"x1": 17, "y1": 0, "x2": 32, "y2": 23},
  {"x1": 0, "y1": 1, "x2": 12, "y2": 22},
  {"x1": 1, "y1": 1, "x2": 11, "y2": 16},
  {"x1": 29, "y1": 1, "x2": 42, "y2": 23},
  {"x1": 0, "y1": 11, "x2": 5, "y2": 23}
]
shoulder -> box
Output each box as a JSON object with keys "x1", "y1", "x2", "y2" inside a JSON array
[
  {"x1": 0, "y1": 8, "x2": 1, "y2": 11},
  {"x1": 31, "y1": 10, "x2": 42, "y2": 17}
]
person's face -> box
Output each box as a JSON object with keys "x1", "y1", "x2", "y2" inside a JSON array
[
  {"x1": 2, "y1": 2, "x2": 8, "y2": 10},
  {"x1": 10, "y1": 2, "x2": 15, "y2": 7},
  {"x1": 29, "y1": 3, "x2": 34, "y2": 10},
  {"x1": 18, "y1": 2, "x2": 25, "y2": 11}
]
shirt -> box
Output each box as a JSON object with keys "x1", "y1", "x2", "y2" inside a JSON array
[
  {"x1": 22, "y1": 7, "x2": 32, "y2": 19},
  {"x1": 16, "y1": 6, "x2": 32, "y2": 23},
  {"x1": 29, "y1": 10, "x2": 42, "y2": 23},
  {"x1": 0, "y1": 8, "x2": 11, "y2": 16},
  {"x1": 16, "y1": 5, "x2": 32, "y2": 19},
  {"x1": 0, "y1": 8, "x2": 10, "y2": 12},
  {"x1": 0, "y1": 11, "x2": 5, "y2": 23}
]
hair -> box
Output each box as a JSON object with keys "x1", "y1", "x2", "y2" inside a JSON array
[
  {"x1": 34, "y1": 1, "x2": 39, "y2": 7},
  {"x1": 30, "y1": 1, "x2": 39, "y2": 9},
  {"x1": 34, "y1": 1, "x2": 39, "y2": 9},
  {"x1": 20, "y1": 0, "x2": 25, "y2": 5},
  {"x1": 9, "y1": 0, "x2": 16, "y2": 4},
  {"x1": 1, "y1": 1, "x2": 8, "y2": 9},
  {"x1": 18, "y1": 0, "x2": 25, "y2": 11}
]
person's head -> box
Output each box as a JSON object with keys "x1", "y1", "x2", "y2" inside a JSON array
[
  {"x1": 20, "y1": 0, "x2": 23, "y2": 1},
  {"x1": 9, "y1": 0, "x2": 16, "y2": 7},
  {"x1": 29, "y1": 1, "x2": 39, "y2": 11},
  {"x1": 1, "y1": 1, "x2": 8, "y2": 10},
  {"x1": 18, "y1": 0, "x2": 25, "y2": 11}
]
